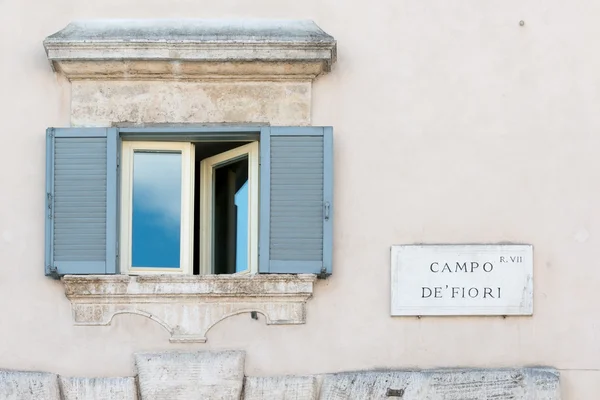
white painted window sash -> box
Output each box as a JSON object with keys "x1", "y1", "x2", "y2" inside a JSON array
[
  {"x1": 199, "y1": 142, "x2": 259, "y2": 275},
  {"x1": 120, "y1": 141, "x2": 195, "y2": 275}
]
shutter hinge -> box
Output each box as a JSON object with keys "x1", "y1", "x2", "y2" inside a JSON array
[
  {"x1": 317, "y1": 266, "x2": 329, "y2": 279},
  {"x1": 323, "y1": 202, "x2": 330, "y2": 221},
  {"x1": 46, "y1": 193, "x2": 53, "y2": 219},
  {"x1": 47, "y1": 265, "x2": 60, "y2": 279},
  {"x1": 48, "y1": 129, "x2": 54, "y2": 138},
  {"x1": 115, "y1": 241, "x2": 119, "y2": 273}
]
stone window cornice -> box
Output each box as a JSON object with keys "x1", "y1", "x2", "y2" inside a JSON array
[{"x1": 43, "y1": 19, "x2": 337, "y2": 81}]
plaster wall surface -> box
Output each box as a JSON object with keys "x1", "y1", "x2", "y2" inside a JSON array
[{"x1": 0, "y1": 1, "x2": 599, "y2": 399}]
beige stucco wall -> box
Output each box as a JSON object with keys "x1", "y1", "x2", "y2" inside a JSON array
[{"x1": 1, "y1": 1, "x2": 600, "y2": 399}]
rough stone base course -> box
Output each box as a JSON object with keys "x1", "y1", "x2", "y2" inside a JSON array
[{"x1": 0, "y1": 351, "x2": 560, "y2": 399}]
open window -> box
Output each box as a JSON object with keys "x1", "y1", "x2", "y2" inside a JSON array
[
  {"x1": 120, "y1": 140, "x2": 258, "y2": 275},
  {"x1": 199, "y1": 142, "x2": 259, "y2": 275},
  {"x1": 45, "y1": 126, "x2": 333, "y2": 277}
]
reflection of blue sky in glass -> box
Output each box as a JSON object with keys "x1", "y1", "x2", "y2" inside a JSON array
[
  {"x1": 132, "y1": 152, "x2": 181, "y2": 268},
  {"x1": 234, "y1": 181, "x2": 248, "y2": 272}
]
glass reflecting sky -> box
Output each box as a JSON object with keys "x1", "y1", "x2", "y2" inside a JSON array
[
  {"x1": 132, "y1": 151, "x2": 182, "y2": 268},
  {"x1": 234, "y1": 181, "x2": 249, "y2": 273}
]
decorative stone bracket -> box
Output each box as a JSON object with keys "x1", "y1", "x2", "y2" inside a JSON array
[{"x1": 63, "y1": 274, "x2": 316, "y2": 343}]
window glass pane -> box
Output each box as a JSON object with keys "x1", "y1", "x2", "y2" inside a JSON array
[
  {"x1": 234, "y1": 181, "x2": 249, "y2": 273},
  {"x1": 214, "y1": 157, "x2": 248, "y2": 274},
  {"x1": 132, "y1": 151, "x2": 182, "y2": 268}
]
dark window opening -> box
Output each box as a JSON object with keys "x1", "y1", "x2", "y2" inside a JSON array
[{"x1": 192, "y1": 142, "x2": 251, "y2": 275}]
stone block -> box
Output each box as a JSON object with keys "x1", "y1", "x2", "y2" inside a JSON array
[
  {"x1": 0, "y1": 370, "x2": 60, "y2": 400},
  {"x1": 319, "y1": 368, "x2": 560, "y2": 400},
  {"x1": 60, "y1": 377, "x2": 137, "y2": 400},
  {"x1": 423, "y1": 368, "x2": 560, "y2": 399},
  {"x1": 244, "y1": 376, "x2": 318, "y2": 400},
  {"x1": 319, "y1": 371, "x2": 418, "y2": 399},
  {"x1": 135, "y1": 350, "x2": 245, "y2": 400}
]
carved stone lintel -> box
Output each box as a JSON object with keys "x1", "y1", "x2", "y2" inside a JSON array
[
  {"x1": 69, "y1": 80, "x2": 312, "y2": 126},
  {"x1": 62, "y1": 274, "x2": 316, "y2": 343}
]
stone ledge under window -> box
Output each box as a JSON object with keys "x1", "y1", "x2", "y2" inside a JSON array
[
  {"x1": 44, "y1": 19, "x2": 337, "y2": 81},
  {"x1": 62, "y1": 274, "x2": 316, "y2": 343}
]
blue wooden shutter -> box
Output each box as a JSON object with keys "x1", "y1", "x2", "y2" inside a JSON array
[
  {"x1": 45, "y1": 128, "x2": 118, "y2": 277},
  {"x1": 259, "y1": 127, "x2": 333, "y2": 275}
]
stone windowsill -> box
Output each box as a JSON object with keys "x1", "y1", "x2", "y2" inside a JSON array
[{"x1": 63, "y1": 274, "x2": 316, "y2": 343}]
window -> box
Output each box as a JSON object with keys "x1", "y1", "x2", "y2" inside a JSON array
[
  {"x1": 45, "y1": 126, "x2": 333, "y2": 277},
  {"x1": 120, "y1": 141, "x2": 195, "y2": 275},
  {"x1": 119, "y1": 140, "x2": 258, "y2": 275},
  {"x1": 198, "y1": 142, "x2": 259, "y2": 275}
]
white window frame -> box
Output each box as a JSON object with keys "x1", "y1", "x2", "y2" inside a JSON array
[
  {"x1": 199, "y1": 142, "x2": 259, "y2": 275},
  {"x1": 120, "y1": 141, "x2": 195, "y2": 275}
]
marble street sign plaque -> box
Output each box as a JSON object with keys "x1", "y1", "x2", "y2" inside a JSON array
[{"x1": 391, "y1": 245, "x2": 533, "y2": 316}]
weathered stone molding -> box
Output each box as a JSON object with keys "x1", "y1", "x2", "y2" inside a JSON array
[
  {"x1": 62, "y1": 274, "x2": 316, "y2": 343},
  {"x1": 44, "y1": 20, "x2": 337, "y2": 81}
]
